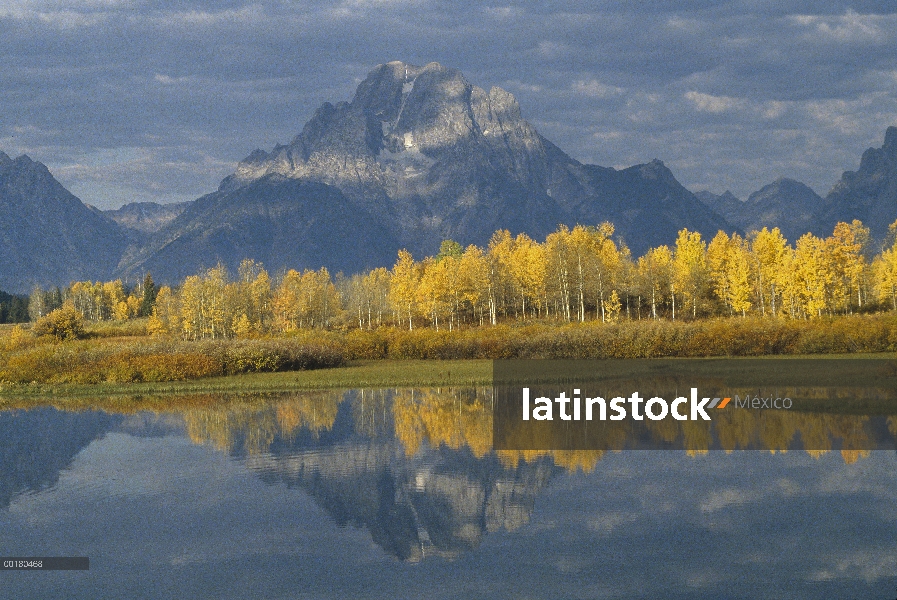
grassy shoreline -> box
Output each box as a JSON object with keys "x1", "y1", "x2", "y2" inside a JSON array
[
  {"x1": 1, "y1": 353, "x2": 893, "y2": 402},
  {"x1": 0, "y1": 359, "x2": 493, "y2": 399}
]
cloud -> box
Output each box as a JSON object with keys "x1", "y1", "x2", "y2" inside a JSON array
[
  {"x1": 1, "y1": 1, "x2": 896, "y2": 207},
  {"x1": 684, "y1": 91, "x2": 743, "y2": 114},
  {"x1": 790, "y1": 10, "x2": 896, "y2": 44},
  {"x1": 571, "y1": 78, "x2": 625, "y2": 99}
]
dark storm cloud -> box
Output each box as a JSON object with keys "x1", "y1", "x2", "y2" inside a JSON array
[{"x1": 1, "y1": 1, "x2": 896, "y2": 207}]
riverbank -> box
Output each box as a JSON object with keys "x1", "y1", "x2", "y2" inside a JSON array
[
  {"x1": 1, "y1": 354, "x2": 894, "y2": 410},
  {"x1": 1, "y1": 314, "x2": 896, "y2": 396}
]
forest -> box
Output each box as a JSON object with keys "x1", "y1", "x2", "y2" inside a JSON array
[
  {"x1": 23, "y1": 219, "x2": 897, "y2": 337},
  {"x1": 2, "y1": 219, "x2": 897, "y2": 386}
]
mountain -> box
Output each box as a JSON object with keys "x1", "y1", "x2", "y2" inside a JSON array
[
  {"x1": 696, "y1": 179, "x2": 827, "y2": 242},
  {"x1": 121, "y1": 61, "x2": 732, "y2": 282},
  {"x1": 0, "y1": 152, "x2": 127, "y2": 294},
  {"x1": 117, "y1": 176, "x2": 401, "y2": 283},
  {"x1": 694, "y1": 190, "x2": 743, "y2": 220},
  {"x1": 696, "y1": 127, "x2": 897, "y2": 245},
  {"x1": 103, "y1": 201, "x2": 192, "y2": 234},
  {"x1": 822, "y1": 126, "x2": 897, "y2": 242},
  {"x1": 745, "y1": 179, "x2": 827, "y2": 241}
]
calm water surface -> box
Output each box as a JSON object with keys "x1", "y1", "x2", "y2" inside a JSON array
[{"x1": 1, "y1": 388, "x2": 896, "y2": 599}]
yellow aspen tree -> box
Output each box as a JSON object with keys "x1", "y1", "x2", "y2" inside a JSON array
[
  {"x1": 727, "y1": 233, "x2": 752, "y2": 316},
  {"x1": 616, "y1": 243, "x2": 636, "y2": 320},
  {"x1": 829, "y1": 220, "x2": 869, "y2": 312},
  {"x1": 364, "y1": 267, "x2": 391, "y2": 328},
  {"x1": 68, "y1": 281, "x2": 91, "y2": 320},
  {"x1": 390, "y1": 250, "x2": 420, "y2": 330},
  {"x1": 567, "y1": 225, "x2": 594, "y2": 322},
  {"x1": 152, "y1": 285, "x2": 180, "y2": 334},
  {"x1": 637, "y1": 245, "x2": 673, "y2": 320},
  {"x1": 605, "y1": 289, "x2": 622, "y2": 322},
  {"x1": 459, "y1": 244, "x2": 491, "y2": 325},
  {"x1": 249, "y1": 269, "x2": 272, "y2": 332},
  {"x1": 778, "y1": 246, "x2": 803, "y2": 318},
  {"x1": 417, "y1": 257, "x2": 451, "y2": 330},
  {"x1": 872, "y1": 219, "x2": 897, "y2": 311},
  {"x1": 509, "y1": 233, "x2": 546, "y2": 319},
  {"x1": 873, "y1": 246, "x2": 897, "y2": 310},
  {"x1": 488, "y1": 231, "x2": 519, "y2": 324},
  {"x1": 180, "y1": 275, "x2": 203, "y2": 339},
  {"x1": 114, "y1": 300, "x2": 130, "y2": 321},
  {"x1": 203, "y1": 265, "x2": 229, "y2": 338},
  {"x1": 486, "y1": 231, "x2": 516, "y2": 321},
  {"x1": 342, "y1": 273, "x2": 367, "y2": 329},
  {"x1": 232, "y1": 313, "x2": 252, "y2": 337},
  {"x1": 545, "y1": 226, "x2": 574, "y2": 322},
  {"x1": 793, "y1": 233, "x2": 832, "y2": 317},
  {"x1": 126, "y1": 294, "x2": 141, "y2": 319},
  {"x1": 707, "y1": 231, "x2": 732, "y2": 314},
  {"x1": 302, "y1": 268, "x2": 339, "y2": 328},
  {"x1": 750, "y1": 227, "x2": 788, "y2": 317},
  {"x1": 673, "y1": 229, "x2": 708, "y2": 319},
  {"x1": 273, "y1": 270, "x2": 303, "y2": 332},
  {"x1": 589, "y1": 223, "x2": 622, "y2": 323},
  {"x1": 103, "y1": 280, "x2": 126, "y2": 320}
]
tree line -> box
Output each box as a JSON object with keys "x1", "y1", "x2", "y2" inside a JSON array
[
  {"x1": 25, "y1": 219, "x2": 897, "y2": 339},
  {"x1": 0, "y1": 289, "x2": 29, "y2": 324}
]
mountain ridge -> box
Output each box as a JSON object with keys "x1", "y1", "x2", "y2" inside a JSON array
[
  {"x1": 3, "y1": 62, "x2": 896, "y2": 292},
  {"x1": 119, "y1": 60, "x2": 732, "y2": 282},
  {"x1": 0, "y1": 152, "x2": 127, "y2": 293},
  {"x1": 694, "y1": 126, "x2": 897, "y2": 244}
]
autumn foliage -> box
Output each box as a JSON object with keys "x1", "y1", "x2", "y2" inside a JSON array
[{"x1": 4, "y1": 219, "x2": 897, "y2": 385}]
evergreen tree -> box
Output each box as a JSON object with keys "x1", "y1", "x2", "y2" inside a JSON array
[{"x1": 139, "y1": 273, "x2": 157, "y2": 317}]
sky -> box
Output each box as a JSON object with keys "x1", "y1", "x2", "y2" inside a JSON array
[{"x1": 2, "y1": 1, "x2": 897, "y2": 210}]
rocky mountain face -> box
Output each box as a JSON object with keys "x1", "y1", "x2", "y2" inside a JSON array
[
  {"x1": 103, "y1": 201, "x2": 192, "y2": 234},
  {"x1": 122, "y1": 60, "x2": 730, "y2": 282},
  {"x1": 822, "y1": 126, "x2": 897, "y2": 241},
  {"x1": 696, "y1": 179, "x2": 827, "y2": 242},
  {"x1": 0, "y1": 152, "x2": 127, "y2": 293}
]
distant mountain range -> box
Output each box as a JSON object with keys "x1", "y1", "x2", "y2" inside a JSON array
[
  {"x1": 1, "y1": 61, "x2": 895, "y2": 292},
  {"x1": 694, "y1": 126, "x2": 897, "y2": 245}
]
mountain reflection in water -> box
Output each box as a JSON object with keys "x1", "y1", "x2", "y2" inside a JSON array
[
  {"x1": 184, "y1": 388, "x2": 558, "y2": 561},
  {"x1": 2, "y1": 388, "x2": 897, "y2": 599}
]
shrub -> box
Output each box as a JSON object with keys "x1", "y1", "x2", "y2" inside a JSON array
[{"x1": 32, "y1": 307, "x2": 85, "y2": 341}]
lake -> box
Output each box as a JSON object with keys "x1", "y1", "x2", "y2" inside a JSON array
[{"x1": 2, "y1": 388, "x2": 896, "y2": 599}]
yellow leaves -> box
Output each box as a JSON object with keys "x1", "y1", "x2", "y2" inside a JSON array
[
  {"x1": 390, "y1": 249, "x2": 421, "y2": 330},
  {"x1": 232, "y1": 313, "x2": 252, "y2": 337},
  {"x1": 604, "y1": 290, "x2": 622, "y2": 322},
  {"x1": 273, "y1": 267, "x2": 339, "y2": 332},
  {"x1": 673, "y1": 229, "x2": 708, "y2": 318},
  {"x1": 146, "y1": 313, "x2": 166, "y2": 336},
  {"x1": 708, "y1": 231, "x2": 752, "y2": 316},
  {"x1": 793, "y1": 233, "x2": 832, "y2": 318},
  {"x1": 458, "y1": 244, "x2": 489, "y2": 309},
  {"x1": 749, "y1": 227, "x2": 787, "y2": 317}
]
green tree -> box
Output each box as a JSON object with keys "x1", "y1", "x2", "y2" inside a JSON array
[{"x1": 139, "y1": 273, "x2": 157, "y2": 317}]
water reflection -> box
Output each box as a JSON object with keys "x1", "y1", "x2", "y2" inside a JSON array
[
  {"x1": 179, "y1": 389, "x2": 557, "y2": 561},
  {"x1": 2, "y1": 388, "x2": 897, "y2": 598},
  {"x1": 0, "y1": 408, "x2": 118, "y2": 509}
]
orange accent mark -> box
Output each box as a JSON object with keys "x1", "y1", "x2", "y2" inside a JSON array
[{"x1": 717, "y1": 397, "x2": 731, "y2": 409}]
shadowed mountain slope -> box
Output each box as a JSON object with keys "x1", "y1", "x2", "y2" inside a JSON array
[{"x1": 0, "y1": 152, "x2": 127, "y2": 293}]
